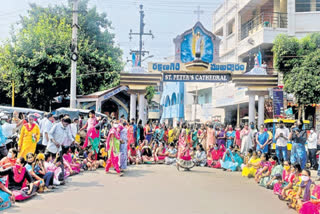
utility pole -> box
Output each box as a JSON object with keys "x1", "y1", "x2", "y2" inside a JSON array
[
  {"x1": 70, "y1": 0, "x2": 79, "y2": 108},
  {"x1": 129, "y1": 4, "x2": 154, "y2": 67}
]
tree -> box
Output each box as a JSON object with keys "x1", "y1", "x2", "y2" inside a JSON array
[
  {"x1": 145, "y1": 86, "x2": 156, "y2": 105},
  {"x1": 273, "y1": 33, "x2": 320, "y2": 120},
  {"x1": 0, "y1": 1, "x2": 123, "y2": 110}
]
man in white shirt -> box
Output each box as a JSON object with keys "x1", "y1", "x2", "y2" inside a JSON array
[
  {"x1": 307, "y1": 128, "x2": 318, "y2": 169},
  {"x1": 275, "y1": 120, "x2": 289, "y2": 163},
  {"x1": 70, "y1": 118, "x2": 79, "y2": 141},
  {"x1": 48, "y1": 118, "x2": 74, "y2": 181},
  {"x1": 42, "y1": 113, "x2": 55, "y2": 149},
  {"x1": 1, "y1": 115, "x2": 17, "y2": 139}
]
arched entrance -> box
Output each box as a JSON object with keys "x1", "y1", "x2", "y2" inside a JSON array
[{"x1": 101, "y1": 99, "x2": 119, "y2": 119}]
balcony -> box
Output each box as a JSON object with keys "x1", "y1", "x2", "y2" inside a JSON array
[{"x1": 240, "y1": 12, "x2": 288, "y2": 41}]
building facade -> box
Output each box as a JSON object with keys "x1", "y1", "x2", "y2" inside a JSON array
[{"x1": 209, "y1": 0, "x2": 320, "y2": 125}]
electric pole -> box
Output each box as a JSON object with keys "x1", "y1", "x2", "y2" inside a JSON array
[
  {"x1": 70, "y1": 0, "x2": 79, "y2": 108},
  {"x1": 129, "y1": 4, "x2": 154, "y2": 67}
]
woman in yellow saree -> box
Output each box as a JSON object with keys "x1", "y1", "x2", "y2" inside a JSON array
[
  {"x1": 18, "y1": 115, "x2": 40, "y2": 159},
  {"x1": 242, "y1": 151, "x2": 261, "y2": 178}
]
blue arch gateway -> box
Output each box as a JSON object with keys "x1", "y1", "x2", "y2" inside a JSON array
[
  {"x1": 148, "y1": 22, "x2": 247, "y2": 83},
  {"x1": 144, "y1": 22, "x2": 278, "y2": 126}
]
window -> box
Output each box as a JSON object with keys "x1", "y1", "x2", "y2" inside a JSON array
[
  {"x1": 171, "y1": 93, "x2": 177, "y2": 105},
  {"x1": 296, "y1": 0, "x2": 320, "y2": 12},
  {"x1": 227, "y1": 19, "x2": 235, "y2": 36},
  {"x1": 165, "y1": 96, "x2": 170, "y2": 107},
  {"x1": 296, "y1": 0, "x2": 311, "y2": 12}
]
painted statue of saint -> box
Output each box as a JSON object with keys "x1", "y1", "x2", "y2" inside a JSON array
[{"x1": 192, "y1": 29, "x2": 204, "y2": 60}]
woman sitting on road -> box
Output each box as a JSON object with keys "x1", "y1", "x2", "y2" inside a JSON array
[
  {"x1": 165, "y1": 143, "x2": 177, "y2": 165},
  {"x1": 176, "y1": 129, "x2": 194, "y2": 171},
  {"x1": 141, "y1": 140, "x2": 154, "y2": 164},
  {"x1": 0, "y1": 157, "x2": 40, "y2": 199},
  {"x1": 299, "y1": 184, "x2": 320, "y2": 214},
  {"x1": 128, "y1": 143, "x2": 141, "y2": 165},
  {"x1": 193, "y1": 144, "x2": 207, "y2": 167},
  {"x1": 207, "y1": 144, "x2": 225, "y2": 168},
  {"x1": 44, "y1": 153, "x2": 63, "y2": 186},
  {"x1": 63, "y1": 145, "x2": 81, "y2": 174},
  {"x1": 33, "y1": 153, "x2": 55, "y2": 190},
  {"x1": 242, "y1": 150, "x2": 261, "y2": 178},
  {"x1": 0, "y1": 148, "x2": 17, "y2": 169},
  {"x1": 154, "y1": 143, "x2": 167, "y2": 164},
  {"x1": 279, "y1": 163, "x2": 302, "y2": 201},
  {"x1": 259, "y1": 156, "x2": 283, "y2": 189},
  {"x1": 273, "y1": 161, "x2": 293, "y2": 195},
  {"x1": 287, "y1": 169, "x2": 315, "y2": 211},
  {"x1": 220, "y1": 145, "x2": 243, "y2": 172},
  {"x1": 255, "y1": 153, "x2": 272, "y2": 183},
  {"x1": 240, "y1": 149, "x2": 253, "y2": 170},
  {"x1": 25, "y1": 153, "x2": 48, "y2": 192}
]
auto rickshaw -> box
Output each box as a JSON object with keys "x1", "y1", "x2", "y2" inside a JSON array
[{"x1": 264, "y1": 119, "x2": 311, "y2": 151}]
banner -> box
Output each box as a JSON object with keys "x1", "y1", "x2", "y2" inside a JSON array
[
  {"x1": 273, "y1": 89, "x2": 284, "y2": 117},
  {"x1": 163, "y1": 73, "x2": 231, "y2": 82},
  {"x1": 149, "y1": 62, "x2": 246, "y2": 73}
]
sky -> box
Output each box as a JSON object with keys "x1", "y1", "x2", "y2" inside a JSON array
[{"x1": 0, "y1": 0, "x2": 224, "y2": 70}]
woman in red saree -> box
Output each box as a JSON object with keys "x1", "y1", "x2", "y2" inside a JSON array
[
  {"x1": 127, "y1": 124, "x2": 135, "y2": 150},
  {"x1": 176, "y1": 129, "x2": 194, "y2": 171},
  {"x1": 207, "y1": 144, "x2": 225, "y2": 168}
]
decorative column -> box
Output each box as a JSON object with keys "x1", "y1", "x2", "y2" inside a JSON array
[
  {"x1": 287, "y1": 0, "x2": 295, "y2": 36},
  {"x1": 249, "y1": 93, "x2": 256, "y2": 125},
  {"x1": 130, "y1": 93, "x2": 137, "y2": 120},
  {"x1": 258, "y1": 95, "x2": 265, "y2": 127},
  {"x1": 138, "y1": 93, "x2": 145, "y2": 125}
]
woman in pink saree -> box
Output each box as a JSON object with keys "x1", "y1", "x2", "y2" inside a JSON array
[
  {"x1": 105, "y1": 125, "x2": 122, "y2": 176},
  {"x1": 176, "y1": 129, "x2": 194, "y2": 171},
  {"x1": 127, "y1": 124, "x2": 135, "y2": 150},
  {"x1": 63, "y1": 146, "x2": 81, "y2": 174},
  {"x1": 206, "y1": 124, "x2": 216, "y2": 151},
  {"x1": 299, "y1": 185, "x2": 320, "y2": 214}
]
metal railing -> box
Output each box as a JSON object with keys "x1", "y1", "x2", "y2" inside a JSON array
[{"x1": 240, "y1": 12, "x2": 288, "y2": 40}]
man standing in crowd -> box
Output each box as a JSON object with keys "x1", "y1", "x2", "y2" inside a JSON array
[
  {"x1": 70, "y1": 118, "x2": 79, "y2": 143},
  {"x1": 289, "y1": 120, "x2": 307, "y2": 169},
  {"x1": 307, "y1": 128, "x2": 318, "y2": 170},
  {"x1": 275, "y1": 120, "x2": 289, "y2": 163},
  {"x1": 1, "y1": 114, "x2": 20, "y2": 149},
  {"x1": 48, "y1": 117, "x2": 74, "y2": 180},
  {"x1": 42, "y1": 113, "x2": 55, "y2": 151}
]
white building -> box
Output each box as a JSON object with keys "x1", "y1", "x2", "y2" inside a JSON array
[
  {"x1": 200, "y1": 0, "x2": 320, "y2": 125},
  {"x1": 213, "y1": 0, "x2": 320, "y2": 65}
]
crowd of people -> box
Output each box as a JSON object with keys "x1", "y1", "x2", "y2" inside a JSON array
[{"x1": 1, "y1": 109, "x2": 320, "y2": 213}]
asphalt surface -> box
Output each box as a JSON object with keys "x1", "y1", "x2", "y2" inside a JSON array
[{"x1": 5, "y1": 165, "x2": 296, "y2": 214}]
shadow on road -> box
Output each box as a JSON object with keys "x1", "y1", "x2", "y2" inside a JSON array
[{"x1": 124, "y1": 169, "x2": 153, "y2": 177}]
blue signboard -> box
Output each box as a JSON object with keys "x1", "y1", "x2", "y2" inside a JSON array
[
  {"x1": 163, "y1": 73, "x2": 231, "y2": 82},
  {"x1": 273, "y1": 89, "x2": 284, "y2": 117}
]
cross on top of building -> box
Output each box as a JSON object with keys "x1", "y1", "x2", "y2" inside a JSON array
[{"x1": 194, "y1": 6, "x2": 204, "y2": 22}]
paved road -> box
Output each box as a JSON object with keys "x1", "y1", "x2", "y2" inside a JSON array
[{"x1": 5, "y1": 165, "x2": 295, "y2": 214}]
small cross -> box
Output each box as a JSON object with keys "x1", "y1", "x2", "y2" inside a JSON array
[{"x1": 194, "y1": 6, "x2": 204, "y2": 22}]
